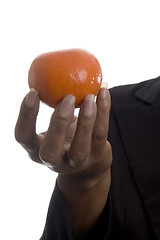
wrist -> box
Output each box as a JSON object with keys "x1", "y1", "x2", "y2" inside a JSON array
[
  {"x1": 57, "y1": 167, "x2": 111, "y2": 196},
  {"x1": 57, "y1": 169, "x2": 111, "y2": 238}
]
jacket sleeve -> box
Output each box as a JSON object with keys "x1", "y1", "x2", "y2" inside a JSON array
[
  {"x1": 40, "y1": 181, "x2": 111, "y2": 240},
  {"x1": 40, "y1": 181, "x2": 74, "y2": 240}
]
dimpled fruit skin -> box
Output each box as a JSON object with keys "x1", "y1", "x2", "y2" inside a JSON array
[{"x1": 28, "y1": 49, "x2": 102, "y2": 108}]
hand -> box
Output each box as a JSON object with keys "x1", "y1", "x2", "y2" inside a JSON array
[{"x1": 15, "y1": 86, "x2": 112, "y2": 179}]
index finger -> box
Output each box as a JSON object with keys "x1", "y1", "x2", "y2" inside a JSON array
[{"x1": 15, "y1": 89, "x2": 42, "y2": 163}]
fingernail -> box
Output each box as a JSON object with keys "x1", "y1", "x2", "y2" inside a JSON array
[
  {"x1": 100, "y1": 82, "x2": 108, "y2": 100},
  {"x1": 100, "y1": 82, "x2": 108, "y2": 89},
  {"x1": 25, "y1": 88, "x2": 38, "y2": 108},
  {"x1": 58, "y1": 95, "x2": 76, "y2": 118},
  {"x1": 82, "y1": 94, "x2": 95, "y2": 117}
]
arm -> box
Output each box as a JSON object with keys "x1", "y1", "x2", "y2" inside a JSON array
[{"x1": 15, "y1": 86, "x2": 112, "y2": 239}]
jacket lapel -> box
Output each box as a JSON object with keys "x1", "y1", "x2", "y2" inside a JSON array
[{"x1": 112, "y1": 77, "x2": 160, "y2": 239}]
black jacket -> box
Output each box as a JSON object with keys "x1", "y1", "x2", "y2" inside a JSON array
[{"x1": 41, "y1": 76, "x2": 160, "y2": 240}]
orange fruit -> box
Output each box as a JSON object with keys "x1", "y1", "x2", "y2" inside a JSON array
[{"x1": 28, "y1": 49, "x2": 102, "y2": 108}]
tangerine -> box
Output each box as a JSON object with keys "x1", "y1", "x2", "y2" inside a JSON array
[{"x1": 28, "y1": 49, "x2": 102, "y2": 108}]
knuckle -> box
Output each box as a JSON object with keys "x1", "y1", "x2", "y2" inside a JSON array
[
  {"x1": 100, "y1": 104, "x2": 108, "y2": 113},
  {"x1": 15, "y1": 115, "x2": 35, "y2": 144},
  {"x1": 100, "y1": 98, "x2": 111, "y2": 113},
  {"x1": 77, "y1": 121, "x2": 92, "y2": 134},
  {"x1": 93, "y1": 128, "x2": 107, "y2": 142},
  {"x1": 93, "y1": 141, "x2": 112, "y2": 170},
  {"x1": 106, "y1": 141, "x2": 112, "y2": 152},
  {"x1": 14, "y1": 129, "x2": 21, "y2": 143},
  {"x1": 39, "y1": 149, "x2": 58, "y2": 166},
  {"x1": 14, "y1": 130, "x2": 27, "y2": 145},
  {"x1": 106, "y1": 141, "x2": 113, "y2": 166},
  {"x1": 20, "y1": 106, "x2": 33, "y2": 120},
  {"x1": 20, "y1": 107, "x2": 29, "y2": 118},
  {"x1": 15, "y1": 122, "x2": 23, "y2": 143},
  {"x1": 49, "y1": 117, "x2": 66, "y2": 133},
  {"x1": 69, "y1": 151, "x2": 89, "y2": 164},
  {"x1": 14, "y1": 127, "x2": 33, "y2": 146}
]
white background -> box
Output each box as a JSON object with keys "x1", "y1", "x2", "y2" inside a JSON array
[{"x1": 0, "y1": 0, "x2": 160, "y2": 239}]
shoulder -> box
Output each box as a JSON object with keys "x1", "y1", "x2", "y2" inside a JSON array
[
  {"x1": 108, "y1": 76, "x2": 160, "y2": 107},
  {"x1": 109, "y1": 82, "x2": 137, "y2": 106}
]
